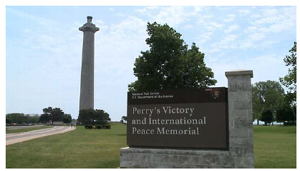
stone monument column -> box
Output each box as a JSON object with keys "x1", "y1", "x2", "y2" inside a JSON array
[
  {"x1": 79, "y1": 16, "x2": 99, "y2": 111},
  {"x1": 225, "y1": 70, "x2": 254, "y2": 168}
]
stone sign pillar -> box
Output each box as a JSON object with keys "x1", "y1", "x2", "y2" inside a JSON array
[
  {"x1": 225, "y1": 70, "x2": 254, "y2": 168},
  {"x1": 79, "y1": 16, "x2": 99, "y2": 111}
]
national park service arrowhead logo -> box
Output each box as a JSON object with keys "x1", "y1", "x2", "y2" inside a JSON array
[
  {"x1": 205, "y1": 88, "x2": 220, "y2": 99},
  {"x1": 211, "y1": 89, "x2": 220, "y2": 99}
]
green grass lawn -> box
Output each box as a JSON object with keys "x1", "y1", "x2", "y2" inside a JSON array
[
  {"x1": 6, "y1": 126, "x2": 53, "y2": 134},
  {"x1": 254, "y1": 125, "x2": 296, "y2": 168},
  {"x1": 6, "y1": 123, "x2": 296, "y2": 168},
  {"x1": 6, "y1": 123, "x2": 127, "y2": 168}
]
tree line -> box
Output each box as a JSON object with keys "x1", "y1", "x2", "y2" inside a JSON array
[
  {"x1": 253, "y1": 42, "x2": 297, "y2": 125},
  {"x1": 6, "y1": 107, "x2": 72, "y2": 125},
  {"x1": 6, "y1": 113, "x2": 39, "y2": 125},
  {"x1": 7, "y1": 107, "x2": 112, "y2": 126}
]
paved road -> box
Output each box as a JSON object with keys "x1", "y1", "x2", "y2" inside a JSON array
[
  {"x1": 6, "y1": 126, "x2": 75, "y2": 145},
  {"x1": 6, "y1": 125, "x2": 45, "y2": 130}
]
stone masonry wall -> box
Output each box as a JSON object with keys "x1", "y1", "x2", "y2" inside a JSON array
[{"x1": 226, "y1": 70, "x2": 254, "y2": 168}]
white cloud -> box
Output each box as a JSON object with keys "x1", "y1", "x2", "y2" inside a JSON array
[
  {"x1": 137, "y1": 6, "x2": 201, "y2": 27},
  {"x1": 241, "y1": 7, "x2": 296, "y2": 49},
  {"x1": 249, "y1": 32, "x2": 266, "y2": 41},
  {"x1": 136, "y1": 6, "x2": 160, "y2": 16},
  {"x1": 259, "y1": 40, "x2": 278, "y2": 48},
  {"x1": 249, "y1": 7, "x2": 296, "y2": 34},
  {"x1": 136, "y1": 8, "x2": 147, "y2": 13},
  {"x1": 250, "y1": 14, "x2": 261, "y2": 19},
  {"x1": 240, "y1": 33, "x2": 279, "y2": 50},
  {"x1": 194, "y1": 6, "x2": 203, "y2": 12},
  {"x1": 94, "y1": 15, "x2": 148, "y2": 86},
  {"x1": 244, "y1": 26, "x2": 257, "y2": 33},
  {"x1": 208, "y1": 54, "x2": 286, "y2": 87},
  {"x1": 116, "y1": 13, "x2": 126, "y2": 17},
  {"x1": 6, "y1": 7, "x2": 56, "y2": 27},
  {"x1": 153, "y1": 6, "x2": 191, "y2": 27},
  {"x1": 219, "y1": 34, "x2": 238, "y2": 45},
  {"x1": 204, "y1": 21, "x2": 223, "y2": 31},
  {"x1": 146, "y1": 6, "x2": 160, "y2": 10},
  {"x1": 93, "y1": 19, "x2": 105, "y2": 26},
  {"x1": 224, "y1": 25, "x2": 240, "y2": 33},
  {"x1": 223, "y1": 14, "x2": 235, "y2": 22},
  {"x1": 197, "y1": 14, "x2": 213, "y2": 24},
  {"x1": 195, "y1": 32, "x2": 213, "y2": 45},
  {"x1": 183, "y1": 24, "x2": 194, "y2": 29},
  {"x1": 261, "y1": 8, "x2": 278, "y2": 16},
  {"x1": 210, "y1": 34, "x2": 238, "y2": 52},
  {"x1": 238, "y1": 9, "x2": 250, "y2": 15},
  {"x1": 252, "y1": 15, "x2": 282, "y2": 25}
]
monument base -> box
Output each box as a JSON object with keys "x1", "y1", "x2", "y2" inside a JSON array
[{"x1": 120, "y1": 147, "x2": 245, "y2": 168}]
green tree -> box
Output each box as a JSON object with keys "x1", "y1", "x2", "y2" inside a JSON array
[
  {"x1": 280, "y1": 42, "x2": 297, "y2": 103},
  {"x1": 276, "y1": 103, "x2": 295, "y2": 124},
  {"x1": 261, "y1": 110, "x2": 273, "y2": 126},
  {"x1": 6, "y1": 113, "x2": 25, "y2": 124},
  {"x1": 121, "y1": 116, "x2": 127, "y2": 123},
  {"x1": 252, "y1": 86, "x2": 263, "y2": 125},
  {"x1": 276, "y1": 95, "x2": 296, "y2": 124},
  {"x1": 6, "y1": 118, "x2": 11, "y2": 124},
  {"x1": 78, "y1": 109, "x2": 110, "y2": 125},
  {"x1": 42, "y1": 107, "x2": 64, "y2": 125},
  {"x1": 128, "y1": 22, "x2": 216, "y2": 92},
  {"x1": 43, "y1": 107, "x2": 53, "y2": 123},
  {"x1": 39, "y1": 114, "x2": 50, "y2": 123},
  {"x1": 252, "y1": 80, "x2": 285, "y2": 125},
  {"x1": 63, "y1": 114, "x2": 72, "y2": 124},
  {"x1": 7, "y1": 113, "x2": 39, "y2": 125},
  {"x1": 51, "y1": 108, "x2": 64, "y2": 122},
  {"x1": 24, "y1": 114, "x2": 39, "y2": 124}
]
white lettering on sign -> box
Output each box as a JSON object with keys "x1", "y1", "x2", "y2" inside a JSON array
[
  {"x1": 132, "y1": 127, "x2": 155, "y2": 135},
  {"x1": 131, "y1": 106, "x2": 196, "y2": 117}
]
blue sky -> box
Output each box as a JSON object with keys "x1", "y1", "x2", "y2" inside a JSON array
[{"x1": 6, "y1": 6, "x2": 296, "y2": 121}]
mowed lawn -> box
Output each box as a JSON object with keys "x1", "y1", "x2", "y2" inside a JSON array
[
  {"x1": 6, "y1": 123, "x2": 296, "y2": 168},
  {"x1": 254, "y1": 125, "x2": 296, "y2": 168},
  {"x1": 6, "y1": 123, "x2": 127, "y2": 168}
]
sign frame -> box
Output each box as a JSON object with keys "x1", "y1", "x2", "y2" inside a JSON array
[{"x1": 127, "y1": 87, "x2": 229, "y2": 150}]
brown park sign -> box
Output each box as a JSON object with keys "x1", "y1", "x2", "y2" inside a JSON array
[{"x1": 127, "y1": 88, "x2": 229, "y2": 149}]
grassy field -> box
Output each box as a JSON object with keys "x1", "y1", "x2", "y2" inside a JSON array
[
  {"x1": 254, "y1": 125, "x2": 296, "y2": 168},
  {"x1": 6, "y1": 126, "x2": 54, "y2": 134},
  {"x1": 6, "y1": 123, "x2": 127, "y2": 168},
  {"x1": 6, "y1": 123, "x2": 296, "y2": 168}
]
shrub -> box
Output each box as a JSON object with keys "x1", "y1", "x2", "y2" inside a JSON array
[
  {"x1": 103, "y1": 124, "x2": 111, "y2": 129},
  {"x1": 284, "y1": 121, "x2": 296, "y2": 126},
  {"x1": 78, "y1": 109, "x2": 110, "y2": 125},
  {"x1": 84, "y1": 124, "x2": 111, "y2": 129},
  {"x1": 261, "y1": 110, "x2": 273, "y2": 126},
  {"x1": 85, "y1": 125, "x2": 93, "y2": 129},
  {"x1": 96, "y1": 125, "x2": 102, "y2": 129}
]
